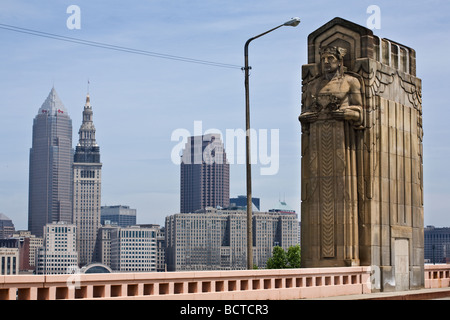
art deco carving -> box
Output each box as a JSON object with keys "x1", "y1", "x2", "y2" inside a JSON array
[
  {"x1": 300, "y1": 18, "x2": 424, "y2": 291},
  {"x1": 300, "y1": 45, "x2": 362, "y2": 263}
]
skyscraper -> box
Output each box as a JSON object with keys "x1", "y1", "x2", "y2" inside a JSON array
[
  {"x1": 180, "y1": 134, "x2": 230, "y2": 213},
  {"x1": 28, "y1": 88, "x2": 73, "y2": 237},
  {"x1": 73, "y1": 93, "x2": 102, "y2": 267}
]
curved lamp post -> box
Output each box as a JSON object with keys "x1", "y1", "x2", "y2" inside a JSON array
[{"x1": 243, "y1": 17, "x2": 300, "y2": 270}]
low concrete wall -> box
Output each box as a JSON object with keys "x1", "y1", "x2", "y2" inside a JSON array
[
  {"x1": 0, "y1": 265, "x2": 448, "y2": 300},
  {"x1": 424, "y1": 264, "x2": 450, "y2": 289},
  {"x1": 0, "y1": 267, "x2": 371, "y2": 300}
]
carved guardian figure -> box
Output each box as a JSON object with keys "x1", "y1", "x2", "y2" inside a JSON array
[
  {"x1": 299, "y1": 18, "x2": 424, "y2": 292},
  {"x1": 300, "y1": 45, "x2": 363, "y2": 265}
]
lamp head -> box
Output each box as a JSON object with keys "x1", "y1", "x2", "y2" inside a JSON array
[{"x1": 283, "y1": 17, "x2": 301, "y2": 27}]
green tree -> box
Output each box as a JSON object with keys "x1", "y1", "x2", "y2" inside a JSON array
[
  {"x1": 266, "y1": 245, "x2": 301, "y2": 269},
  {"x1": 286, "y1": 244, "x2": 301, "y2": 268},
  {"x1": 266, "y1": 246, "x2": 287, "y2": 269}
]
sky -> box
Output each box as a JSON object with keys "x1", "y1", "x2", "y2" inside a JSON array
[{"x1": 0, "y1": 0, "x2": 449, "y2": 230}]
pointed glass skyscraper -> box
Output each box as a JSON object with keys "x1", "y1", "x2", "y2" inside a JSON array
[
  {"x1": 28, "y1": 88, "x2": 73, "y2": 237},
  {"x1": 73, "y1": 93, "x2": 102, "y2": 266}
]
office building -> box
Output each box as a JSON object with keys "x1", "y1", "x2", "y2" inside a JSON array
[
  {"x1": 36, "y1": 222, "x2": 78, "y2": 274},
  {"x1": 165, "y1": 207, "x2": 299, "y2": 271},
  {"x1": 98, "y1": 223, "x2": 164, "y2": 272},
  {"x1": 0, "y1": 213, "x2": 15, "y2": 239},
  {"x1": 268, "y1": 200, "x2": 296, "y2": 214},
  {"x1": 101, "y1": 205, "x2": 136, "y2": 227},
  {"x1": 229, "y1": 196, "x2": 260, "y2": 211},
  {"x1": 96, "y1": 222, "x2": 119, "y2": 268},
  {"x1": 136, "y1": 224, "x2": 166, "y2": 272},
  {"x1": 28, "y1": 88, "x2": 73, "y2": 237},
  {"x1": 0, "y1": 248, "x2": 19, "y2": 275},
  {"x1": 110, "y1": 226, "x2": 157, "y2": 272},
  {"x1": 155, "y1": 226, "x2": 166, "y2": 272},
  {"x1": 73, "y1": 94, "x2": 102, "y2": 267},
  {"x1": 0, "y1": 231, "x2": 43, "y2": 273},
  {"x1": 425, "y1": 226, "x2": 450, "y2": 264},
  {"x1": 180, "y1": 134, "x2": 230, "y2": 213},
  {"x1": 11, "y1": 231, "x2": 43, "y2": 272}
]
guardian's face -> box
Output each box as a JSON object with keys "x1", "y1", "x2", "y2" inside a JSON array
[{"x1": 321, "y1": 53, "x2": 339, "y2": 74}]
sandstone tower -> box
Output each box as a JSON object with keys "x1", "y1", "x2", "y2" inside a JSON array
[{"x1": 299, "y1": 18, "x2": 423, "y2": 291}]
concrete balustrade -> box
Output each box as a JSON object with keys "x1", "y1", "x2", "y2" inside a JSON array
[
  {"x1": 0, "y1": 265, "x2": 448, "y2": 300},
  {"x1": 424, "y1": 264, "x2": 450, "y2": 289}
]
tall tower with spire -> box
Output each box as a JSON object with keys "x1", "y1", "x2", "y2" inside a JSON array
[
  {"x1": 73, "y1": 93, "x2": 102, "y2": 267},
  {"x1": 28, "y1": 88, "x2": 73, "y2": 237}
]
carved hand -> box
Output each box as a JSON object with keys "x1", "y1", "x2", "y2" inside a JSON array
[{"x1": 331, "y1": 107, "x2": 361, "y2": 122}]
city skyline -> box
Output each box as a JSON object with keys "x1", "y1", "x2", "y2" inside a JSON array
[{"x1": 1, "y1": 1, "x2": 450, "y2": 230}]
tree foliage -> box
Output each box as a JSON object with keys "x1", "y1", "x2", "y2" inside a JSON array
[
  {"x1": 266, "y1": 246, "x2": 287, "y2": 269},
  {"x1": 266, "y1": 245, "x2": 301, "y2": 269},
  {"x1": 286, "y1": 244, "x2": 301, "y2": 268}
]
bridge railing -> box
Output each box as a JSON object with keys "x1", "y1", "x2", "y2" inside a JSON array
[
  {"x1": 424, "y1": 264, "x2": 450, "y2": 289},
  {"x1": 1, "y1": 264, "x2": 448, "y2": 300},
  {"x1": 0, "y1": 266, "x2": 371, "y2": 300}
]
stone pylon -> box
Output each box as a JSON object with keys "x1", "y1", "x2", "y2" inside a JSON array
[{"x1": 299, "y1": 17, "x2": 423, "y2": 292}]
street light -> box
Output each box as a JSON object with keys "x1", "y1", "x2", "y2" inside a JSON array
[{"x1": 242, "y1": 17, "x2": 300, "y2": 270}]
